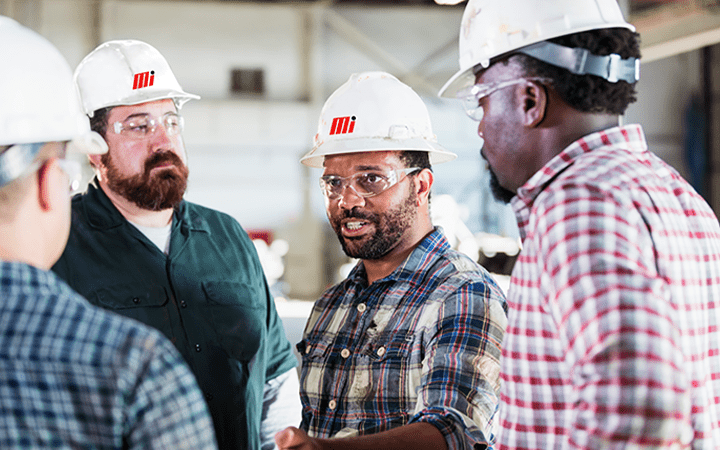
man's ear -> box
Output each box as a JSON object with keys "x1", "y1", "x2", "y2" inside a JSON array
[
  {"x1": 521, "y1": 80, "x2": 548, "y2": 127},
  {"x1": 36, "y1": 158, "x2": 57, "y2": 212},
  {"x1": 88, "y1": 153, "x2": 103, "y2": 169},
  {"x1": 414, "y1": 168, "x2": 434, "y2": 206}
]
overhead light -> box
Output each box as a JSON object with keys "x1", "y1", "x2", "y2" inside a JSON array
[{"x1": 434, "y1": 0, "x2": 465, "y2": 4}]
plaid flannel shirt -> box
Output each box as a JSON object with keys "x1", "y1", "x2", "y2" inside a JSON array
[
  {"x1": 298, "y1": 228, "x2": 508, "y2": 450},
  {"x1": 498, "y1": 125, "x2": 720, "y2": 449},
  {"x1": 0, "y1": 261, "x2": 217, "y2": 449}
]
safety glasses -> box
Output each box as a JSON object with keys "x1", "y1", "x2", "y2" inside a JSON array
[
  {"x1": 112, "y1": 112, "x2": 184, "y2": 139},
  {"x1": 320, "y1": 167, "x2": 420, "y2": 199},
  {"x1": 456, "y1": 77, "x2": 550, "y2": 121}
]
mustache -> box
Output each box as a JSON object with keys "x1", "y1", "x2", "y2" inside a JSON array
[
  {"x1": 145, "y1": 151, "x2": 184, "y2": 171},
  {"x1": 340, "y1": 207, "x2": 377, "y2": 221}
]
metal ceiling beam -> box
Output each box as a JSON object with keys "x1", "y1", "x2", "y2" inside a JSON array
[
  {"x1": 632, "y1": 1, "x2": 720, "y2": 62},
  {"x1": 323, "y1": 7, "x2": 441, "y2": 95}
]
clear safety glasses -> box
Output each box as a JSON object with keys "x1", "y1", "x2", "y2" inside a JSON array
[
  {"x1": 1, "y1": 142, "x2": 82, "y2": 194},
  {"x1": 320, "y1": 167, "x2": 420, "y2": 199},
  {"x1": 456, "y1": 77, "x2": 550, "y2": 121},
  {"x1": 112, "y1": 112, "x2": 184, "y2": 139}
]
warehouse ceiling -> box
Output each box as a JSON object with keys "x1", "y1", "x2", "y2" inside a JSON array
[
  {"x1": 192, "y1": 0, "x2": 720, "y2": 89},
  {"x1": 197, "y1": 0, "x2": 720, "y2": 64}
]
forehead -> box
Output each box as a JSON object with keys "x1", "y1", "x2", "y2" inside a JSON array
[
  {"x1": 107, "y1": 98, "x2": 177, "y2": 122},
  {"x1": 322, "y1": 151, "x2": 403, "y2": 175}
]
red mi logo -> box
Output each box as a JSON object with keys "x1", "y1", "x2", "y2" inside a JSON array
[
  {"x1": 329, "y1": 116, "x2": 356, "y2": 135},
  {"x1": 132, "y1": 71, "x2": 155, "y2": 90}
]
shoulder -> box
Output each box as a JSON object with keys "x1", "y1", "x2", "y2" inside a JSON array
[
  {"x1": 182, "y1": 201, "x2": 253, "y2": 242},
  {"x1": 8, "y1": 271, "x2": 174, "y2": 367},
  {"x1": 415, "y1": 246, "x2": 506, "y2": 309}
]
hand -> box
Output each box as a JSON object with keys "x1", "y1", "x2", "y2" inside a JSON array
[{"x1": 275, "y1": 426, "x2": 322, "y2": 450}]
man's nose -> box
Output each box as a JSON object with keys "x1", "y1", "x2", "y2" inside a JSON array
[
  {"x1": 337, "y1": 183, "x2": 366, "y2": 209},
  {"x1": 149, "y1": 123, "x2": 174, "y2": 151}
]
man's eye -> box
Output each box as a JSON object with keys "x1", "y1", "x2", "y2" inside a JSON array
[
  {"x1": 359, "y1": 173, "x2": 385, "y2": 184},
  {"x1": 326, "y1": 178, "x2": 343, "y2": 188}
]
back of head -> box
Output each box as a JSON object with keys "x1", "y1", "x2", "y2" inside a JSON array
[
  {"x1": 514, "y1": 28, "x2": 640, "y2": 115},
  {"x1": 0, "y1": 16, "x2": 106, "y2": 220},
  {"x1": 0, "y1": 16, "x2": 103, "y2": 150},
  {"x1": 301, "y1": 71, "x2": 457, "y2": 168},
  {"x1": 439, "y1": 0, "x2": 640, "y2": 114}
]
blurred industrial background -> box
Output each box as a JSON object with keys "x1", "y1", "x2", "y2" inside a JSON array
[{"x1": 3, "y1": 0, "x2": 720, "y2": 346}]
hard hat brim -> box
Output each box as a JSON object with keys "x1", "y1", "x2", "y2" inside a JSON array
[
  {"x1": 300, "y1": 137, "x2": 457, "y2": 168},
  {"x1": 438, "y1": 68, "x2": 476, "y2": 99},
  {"x1": 66, "y1": 131, "x2": 108, "y2": 155},
  {"x1": 87, "y1": 89, "x2": 200, "y2": 116}
]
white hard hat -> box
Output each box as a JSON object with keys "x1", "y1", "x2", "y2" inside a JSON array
[
  {"x1": 74, "y1": 39, "x2": 200, "y2": 117},
  {"x1": 0, "y1": 16, "x2": 106, "y2": 155},
  {"x1": 439, "y1": 0, "x2": 638, "y2": 98},
  {"x1": 301, "y1": 72, "x2": 456, "y2": 168}
]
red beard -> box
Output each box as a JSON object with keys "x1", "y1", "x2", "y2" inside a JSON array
[{"x1": 103, "y1": 150, "x2": 189, "y2": 211}]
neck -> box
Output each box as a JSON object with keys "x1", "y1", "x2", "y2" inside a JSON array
[
  {"x1": 534, "y1": 107, "x2": 621, "y2": 175},
  {"x1": 362, "y1": 220, "x2": 433, "y2": 285},
  {"x1": 0, "y1": 222, "x2": 50, "y2": 270},
  {"x1": 99, "y1": 180, "x2": 174, "y2": 227}
]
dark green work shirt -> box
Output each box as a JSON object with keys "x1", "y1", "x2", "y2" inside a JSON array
[{"x1": 52, "y1": 180, "x2": 297, "y2": 450}]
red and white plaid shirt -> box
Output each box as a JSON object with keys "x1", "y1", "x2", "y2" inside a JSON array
[{"x1": 498, "y1": 125, "x2": 720, "y2": 449}]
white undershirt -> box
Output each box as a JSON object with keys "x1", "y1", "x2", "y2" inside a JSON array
[{"x1": 130, "y1": 221, "x2": 172, "y2": 254}]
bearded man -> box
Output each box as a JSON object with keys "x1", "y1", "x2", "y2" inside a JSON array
[
  {"x1": 51, "y1": 40, "x2": 300, "y2": 450},
  {"x1": 274, "y1": 72, "x2": 508, "y2": 450}
]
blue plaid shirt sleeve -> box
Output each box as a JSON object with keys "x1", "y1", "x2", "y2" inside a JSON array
[{"x1": 409, "y1": 265, "x2": 507, "y2": 449}]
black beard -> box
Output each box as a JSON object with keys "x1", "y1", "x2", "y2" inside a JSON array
[
  {"x1": 331, "y1": 188, "x2": 417, "y2": 260},
  {"x1": 488, "y1": 168, "x2": 516, "y2": 204}
]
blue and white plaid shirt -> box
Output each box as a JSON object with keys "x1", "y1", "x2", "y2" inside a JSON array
[
  {"x1": 0, "y1": 261, "x2": 218, "y2": 449},
  {"x1": 298, "y1": 228, "x2": 508, "y2": 450}
]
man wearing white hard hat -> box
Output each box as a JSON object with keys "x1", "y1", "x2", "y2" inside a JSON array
[
  {"x1": 0, "y1": 17, "x2": 217, "y2": 449},
  {"x1": 51, "y1": 39, "x2": 300, "y2": 450},
  {"x1": 441, "y1": 0, "x2": 720, "y2": 448},
  {"x1": 275, "y1": 72, "x2": 507, "y2": 450}
]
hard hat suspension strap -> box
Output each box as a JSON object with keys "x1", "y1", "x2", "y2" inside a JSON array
[{"x1": 516, "y1": 41, "x2": 640, "y2": 83}]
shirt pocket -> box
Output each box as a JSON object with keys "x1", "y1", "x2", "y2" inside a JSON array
[
  {"x1": 91, "y1": 284, "x2": 170, "y2": 335},
  {"x1": 202, "y1": 280, "x2": 265, "y2": 362},
  {"x1": 296, "y1": 334, "x2": 334, "y2": 411},
  {"x1": 362, "y1": 331, "x2": 420, "y2": 412}
]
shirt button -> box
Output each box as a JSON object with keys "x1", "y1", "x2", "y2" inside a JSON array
[
  {"x1": 180, "y1": 301, "x2": 187, "y2": 308},
  {"x1": 341, "y1": 349, "x2": 350, "y2": 359},
  {"x1": 328, "y1": 399, "x2": 337, "y2": 410},
  {"x1": 357, "y1": 303, "x2": 366, "y2": 313},
  {"x1": 132, "y1": 297, "x2": 140, "y2": 304},
  {"x1": 195, "y1": 344, "x2": 201, "y2": 352},
  {"x1": 376, "y1": 346, "x2": 386, "y2": 357}
]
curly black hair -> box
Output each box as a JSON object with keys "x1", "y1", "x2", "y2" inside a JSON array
[
  {"x1": 511, "y1": 28, "x2": 641, "y2": 115},
  {"x1": 399, "y1": 150, "x2": 431, "y2": 171}
]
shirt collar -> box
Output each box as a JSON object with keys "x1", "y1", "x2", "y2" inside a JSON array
[
  {"x1": 345, "y1": 227, "x2": 451, "y2": 287},
  {"x1": 510, "y1": 124, "x2": 646, "y2": 239}
]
